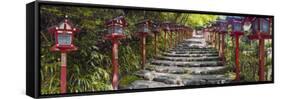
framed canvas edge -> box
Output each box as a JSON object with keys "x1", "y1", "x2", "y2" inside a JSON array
[{"x1": 26, "y1": 0, "x2": 275, "y2": 98}]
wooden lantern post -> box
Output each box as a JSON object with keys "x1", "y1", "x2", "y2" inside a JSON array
[
  {"x1": 247, "y1": 17, "x2": 272, "y2": 81},
  {"x1": 48, "y1": 16, "x2": 79, "y2": 93},
  {"x1": 169, "y1": 24, "x2": 175, "y2": 48},
  {"x1": 174, "y1": 24, "x2": 179, "y2": 47},
  {"x1": 183, "y1": 26, "x2": 187, "y2": 40},
  {"x1": 151, "y1": 21, "x2": 161, "y2": 56},
  {"x1": 187, "y1": 27, "x2": 192, "y2": 39},
  {"x1": 217, "y1": 19, "x2": 228, "y2": 63},
  {"x1": 210, "y1": 25, "x2": 216, "y2": 48},
  {"x1": 180, "y1": 25, "x2": 185, "y2": 42},
  {"x1": 203, "y1": 28, "x2": 209, "y2": 42},
  {"x1": 104, "y1": 16, "x2": 127, "y2": 90},
  {"x1": 215, "y1": 27, "x2": 220, "y2": 50},
  {"x1": 136, "y1": 19, "x2": 151, "y2": 69},
  {"x1": 162, "y1": 22, "x2": 171, "y2": 51}
]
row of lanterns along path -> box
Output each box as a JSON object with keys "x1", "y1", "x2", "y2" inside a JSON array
[
  {"x1": 203, "y1": 16, "x2": 272, "y2": 81},
  {"x1": 47, "y1": 15, "x2": 272, "y2": 92}
]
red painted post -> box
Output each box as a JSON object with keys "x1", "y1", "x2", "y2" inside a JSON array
[
  {"x1": 234, "y1": 35, "x2": 240, "y2": 81},
  {"x1": 230, "y1": 32, "x2": 243, "y2": 81},
  {"x1": 247, "y1": 17, "x2": 272, "y2": 81},
  {"x1": 48, "y1": 17, "x2": 79, "y2": 93},
  {"x1": 169, "y1": 32, "x2": 173, "y2": 48},
  {"x1": 104, "y1": 16, "x2": 127, "y2": 90},
  {"x1": 248, "y1": 35, "x2": 271, "y2": 81},
  {"x1": 180, "y1": 30, "x2": 183, "y2": 42},
  {"x1": 220, "y1": 33, "x2": 226, "y2": 63},
  {"x1": 154, "y1": 32, "x2": 157, "y2": 56},
  {"x1": 141, "y1": 34, "x2": 147, "y2": 69},
  {"x1": 111, "y1": 40, "x2": 119, "y2": 90},
  {"x1": 211, "y1": 32, "x2": 214, "y2": 47},
  {"x1": 259, "y1": 40, "x2": 265, "y2": 81},
  {"x1": 178, "y1": 30, "x2": 180, "y2": 43},
  {"x1": 60, "y1": 52, "x2": 67, "y2": 93},
  {"x1": 164, "y1": 31, "x2": 167, "y2": 50},
  {"x1": 218, "y1": 33, "x2": 221, "y2": 50},
  {"x1": 215, "y1": 32, "x2": 217, "y2": 49}
]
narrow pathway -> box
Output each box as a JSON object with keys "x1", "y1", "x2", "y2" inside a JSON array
[{"x1": 126, "y1": 33, "x2": 233, "y2": 89}]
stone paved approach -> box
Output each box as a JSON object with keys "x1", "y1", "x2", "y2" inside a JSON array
[{"x1": 125, "y1": 33, "x2": 233, "y2": 89}]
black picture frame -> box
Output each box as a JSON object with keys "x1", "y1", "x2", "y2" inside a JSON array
[{"x1": 26, "y1": 0, "x2": 274, "y2": 98}]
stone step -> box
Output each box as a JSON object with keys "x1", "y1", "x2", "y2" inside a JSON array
[
  {"x1": 180, "y1": 41, "x2": 202, "y2": 44},
  {"x1": 162, "y1": 52, "x2": 219, "y2": 57},
  {"x1": 155, "y1": 56, "x2": 221, "y2": 61},
  {"x1": 169, "y1": 49, "x2": 216, "y2": 52},
  {"x1": 145, "y1": 65, "x2": 228, "y2": 74},
  {"x1": 125, "y1": 80, "x2": 176, "y2": 89},
  {"x1": 176, "y1": 44, "x2": 207, "y2": 48},
  {"x1": 134, "y1": 70, "x2": 230, "y2": 85},
  {"x1": 125, "y1": 34, "x2": 232, "y2": 89},
  {"x1": 171, "y1": 47, "x2": 214, "y2": 50},
  {"x1": 167, "y1": 51, "x2": 218, "y2": 54},
  {"x1": 182, "y1": 75, "x2": 232, "y2": 85},
  {"x1": 169, "y1": 49, "x2": 217, "y2": 52},
  {"x1": 151, "y1": 60, "x2": 224, "y2": 67}
]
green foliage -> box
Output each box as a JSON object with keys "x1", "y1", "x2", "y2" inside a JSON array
[
  {"x1": 119, "y1": 75, "x2": 142, "y2": 88},
  {"x1": 224, "y1": 31, "x2": 272, "y2": 81}
]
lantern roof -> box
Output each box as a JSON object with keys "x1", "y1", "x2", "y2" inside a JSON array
[
  {"x1": 226, "y1": 16, "x2": 245, "y2": 22},
  {"x1": 151, "y1": 21, "x2": 161, "y2": 27},
  {"x1": 48, "y1": 16, "x2": 78, "y2": 35},
  {"x1": 161, "y1": 21, "x2": 172, "y2": 31},
  {"x1": 169, "y1": 23, "x2": 177, "y2": 31},
  {"x1": 106, "y1": 16, "x2": 128, "y2": 27},
  {"x1": 151, "y1": 20, "x2": 161, "y2": 33},
  {"x1": 135, "y1": 19, "x2": 151, "y2": 26},
  {"x1": 248, "y1": 17, "x2": 270, "y2": 22},
  {"x1": 161, "y1": 21, "x2": 172, "y2": 26},
  {"x1": 57, "y1": 19, "x2": 73, "y2": 30}
]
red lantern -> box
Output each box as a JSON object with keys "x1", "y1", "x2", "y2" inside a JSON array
[
  {"x1": 104, "y1": 16, "x2": 127, "y2": 90},
  {"x1": 217, "y1": 20, "x2": 228, "y2": 33},
  {"x1": 136, "y1": 19, "x2": 151, "y2": 34},
  {"x1": 105, "y1": 16, "x2": 127, "y2": 39},
  {"x1": 151, "y1": 21, "x2": 161, "y2": 56},
  {"x1": 247, "y1": 17, "x2": 272, "y2": 81},
  {"x1": 161, "y1": 22, "x2": 171, "y2": 32},
  {"x1": 216, "y1": 19, "x2": 228, "y2": 64},
  {"x1": 227, "y1": 16, "x2": 245, "y2": 35},
  {"x1": 161, "y1": 22, "x2": 171, "y2": 50},
  {"x1": 151, "y1": 21, "x2": 161, "y2": 34},
  {"x1": 169, "y1": 23, "x2": 177, "y2": 48},
  {"x1": 48, "y1": 16, "x2": 79, "y2": 93},
  {"x1": 49, "y1": 17, "x2": 78, "y2": 52},
  {"x1": 136, "y1": 19, "x2": 151, "y2": 69},
  {"x1": 248, "y1": 17, "x2": 272, "y2": 38},
  {"x1": 227, "y1": 16, "x2": 246, "y2": 81}
]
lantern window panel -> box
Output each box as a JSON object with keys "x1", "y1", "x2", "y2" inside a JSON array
[
  {"x1": 232, "y1": 22, "x2": 243, "y2": 32},
  {"x1": 57, "y1": 33, "x2": 72, "y2": 46},
  {"x1": 107, "y1": 25, "x2": 124, "y2": 34},
  {"x1": 152, "y1": 24, "x2": 160, "y2": 33},
  {"x1": 219, "y1": 22, "x2": 227, "y2": 32},
  {"x1": 137, "y1": 24, "x2": 150, "y2": 33},
  {"x1": 260, "y1": 18, "x2": 270, "y2": 33}
]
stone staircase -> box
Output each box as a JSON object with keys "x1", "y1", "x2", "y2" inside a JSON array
[{"x1": 125, "y1": 34, "x2": 233, "y2": 89}]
